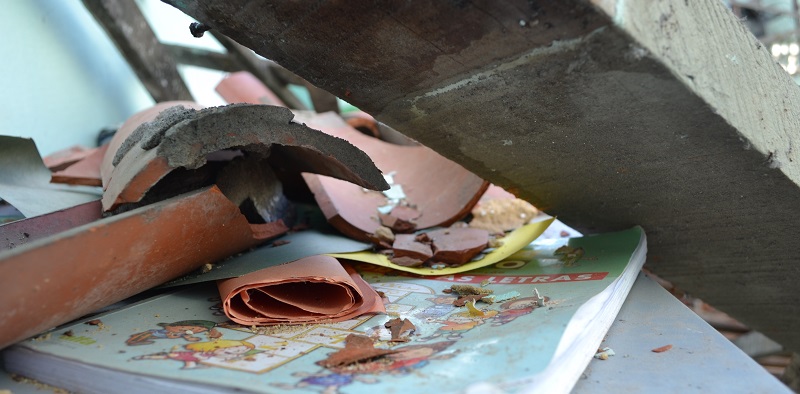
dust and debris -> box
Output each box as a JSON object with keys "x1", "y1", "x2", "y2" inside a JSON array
[
  {"x1": 85, "y1": 319, "x2": 108, "y2": 331},
  {"x1": 248, "y1": 324, "x2": 307, "y2": 336},
  {"x1": 32, "y1": 333, "x2": 51, "y2": 342},
  {"x1": 651, "y1": 344, "x2": 673, "y2": 353},
  {"x1": 10, "y1": 374, "x2": 69, "y2": 394},
  {"x1": 373, "y1": 226, "x2": 395, "y2": 243},
  {"x1": 201, "y1": 263, "x2": 214, "y2": 274},
  {"x1": 453, "y1": 294, "x2": 487, "y2": 307},
  {"x1": 466, "y1": 300, "x2": 486, "y2": 317},
  {"x1": 207, "y1": 328, "x2": 223, "y2": 339},
  {"x1": 533, "y1": 288, "x2": 545, "y2": 307},
  {"x1": 488, "y1": 238, "x2": 504, "y2": 248},
  {"x1": 63, "y1": 330, "x2": 74, "y2": 337},
  {"x1": 594, "y1": 347, "x2": 615, "y2": 360},
  {"x1": 626, "y1": 44, "x2": 649, "y2": 61},
  {"x1": 554, "y1": 245, "x2": 584, "y2": 266},
  {"x1": 469, "y1": 198, "x2": 538, "y2": 234},
  {"x1": 482, "y1": 290, "x2": 520, "y2": 304},
  {"x1": 445, "y1": 284, "x2": 494, "y2": 296},
  {"x1": 272, "y1": 240, "x2": 291, "y2": 247}
]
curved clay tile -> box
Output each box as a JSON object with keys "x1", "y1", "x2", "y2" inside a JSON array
[
  {"x1": 215, "y1": 71, "x2": 286, "y2": 107},
  {"x1": 101, "y1": 101, "x2": 201, "y2": 189},
  {"x1": 300, "y1": 112, "x2": 489, "y2": 242},
  {"x1": 102, "y1": 103, "x2": 388, "y2": 212}
]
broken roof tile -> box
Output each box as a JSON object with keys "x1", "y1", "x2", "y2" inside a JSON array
[
  {"x1": 102, "y1": 103, "x2": 388, "y2": 212},
  {"x1": 215, "y1": 71, "x2": 286, "y2": 107},
  {"x1": 50, "y1": 144, "x2": 109, "y2": 187},
  {"x1": 101, "y1": 101, "x2": 201, "y2": 189},
  {"x1": 43, "y1": 145, "x2": 95, "y2": 172},
  {"x1": 392, "y1": 233, "x2": 433, "y2": 261},
  {"x1": 0, "y1": 186, "x2": 269, "y2": 350},
  {"x1": 301, "y1": 112, "x2": 489, "y2": 242},
  {"x1": 427, "y1": 228, "x2": 490, "y2": 266}
]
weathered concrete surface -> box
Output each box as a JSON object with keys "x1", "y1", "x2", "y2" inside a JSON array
[{"x1": 165, "y1": 1, "x2": 800, "y2": 350}]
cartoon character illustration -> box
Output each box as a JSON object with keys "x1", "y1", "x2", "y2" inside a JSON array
[
  {"x1": 412, "y1": 296, "x2": 458, "y2": 320},
  {"x1": 133, "y1": 339, "x2": 258, "y2": 369},
  {"x1": 272, "y1": 341, "x2": 454, "y2": 393},
  {"x1": 272, "y1": 372, "x2": 377, "y2": 394},
  {"x1": 418, "y1": 308, "x2": 499, "y2": 341},
  {"x1": 491, "y1": 296, "x2": 544, "y2": 326},
  {"x1": 126, "y1": 320, "x2": 217, "y2": 346}
]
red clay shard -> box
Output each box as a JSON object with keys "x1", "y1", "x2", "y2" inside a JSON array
[
  {"x1": 50, "y1": 144, "x2": 108, "y2": 187},
  {"x1": 216, "y1": 71, "x2": 286, "y2": 107},
  {"x1": 43, "y1": 145, "x2": 95, "y2": 172},
  {"x1": 392, "y1": 234, "x2": 433, "y2": 261},
  {"x1": 427, "y1": 228, "x2": 490, "y2": 266},
  {"x1": 301, "y1": 112, "x2": 489, "y2": 243}
]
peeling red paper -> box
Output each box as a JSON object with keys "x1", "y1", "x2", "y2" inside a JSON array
[
  {"x1": 316, "y1": 334, "x2": 397, "y2": 368},
  {"x1": 384, "y1": 317, "x2": 416, "y2": 342}
]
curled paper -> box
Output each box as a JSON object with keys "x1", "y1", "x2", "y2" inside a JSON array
[{"x1": 218, "y1": 255, "x2": 385, "y2": 325}]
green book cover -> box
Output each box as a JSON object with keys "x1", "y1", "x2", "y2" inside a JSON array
[{"x1": 8, "y1": 227, "x2": 645, "y2": 393}]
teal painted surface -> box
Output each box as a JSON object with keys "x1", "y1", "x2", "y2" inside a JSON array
[{"x1": 1, "y1": 0, "x2": 153, "y2": 155}]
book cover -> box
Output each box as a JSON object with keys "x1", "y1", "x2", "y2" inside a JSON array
[{"x1": 5, "y1": 227, "x2": 645, "y2": 393}]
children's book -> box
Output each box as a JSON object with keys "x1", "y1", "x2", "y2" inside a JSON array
[{"x1": 1, "y1": 227, "x2": 646, "y2": 394}]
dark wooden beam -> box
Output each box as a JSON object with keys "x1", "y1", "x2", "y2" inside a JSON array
[
  {"x1": 211, "y1": 33, "x2": 309, "y2": 110},
  {"x1": 84, "y1": 0, "x2": 193, "y2": 102},
  {"x1": 164, "y1": 44, "x2": 238, "y2": 72},
  {"x1": 164, "y1": 0, "x2": 800, "y2": 351}
]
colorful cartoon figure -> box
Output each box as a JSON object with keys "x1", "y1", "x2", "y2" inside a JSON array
[
  {"x1": 413, "y1": 296, "x2": 458, "y2": 320},
  {"x1": 491, "y1": 296, "x2": 543, "y2": 326},
  {"x1": 418, "y1": 308, "x2": 499, "y2": 341},
  {"x1": 133, "y1": 339, "x2": 257, "y2": 369},
  {"x1": 126, "y1": 320, "x2": 217, "y2": 346},
  {"x1": 272, "y1": 372, "x2": 376, "y2": 394},
  {"x1": 272, "y1": 341, "x2": 454, "y2": 394}
]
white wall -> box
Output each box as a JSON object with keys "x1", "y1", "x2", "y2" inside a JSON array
[{"x1": 1, "y1": 0, "x2": 154, "y2": 156}]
